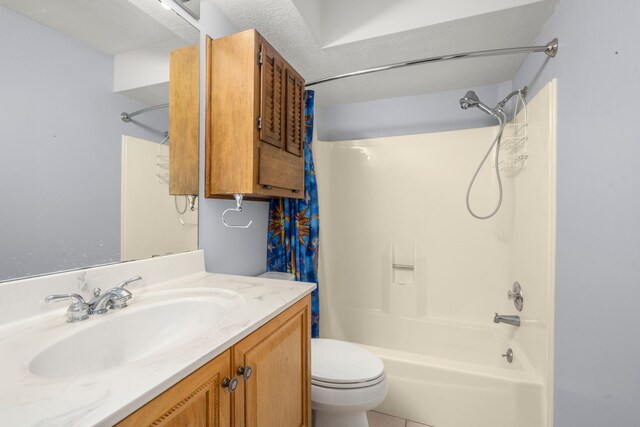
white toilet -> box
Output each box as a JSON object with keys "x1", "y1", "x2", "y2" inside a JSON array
[{"x1": 311, "y1": 338, "x2": 388, "y2": 427}]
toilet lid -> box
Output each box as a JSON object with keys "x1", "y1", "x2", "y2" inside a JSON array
[{"x1": 311, "y1": 339, "x2": 384, "y2": 384}]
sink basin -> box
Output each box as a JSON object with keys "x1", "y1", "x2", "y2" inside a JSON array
[{"x1": 29, "y1": 296, "x2": 231, "y2": 378}]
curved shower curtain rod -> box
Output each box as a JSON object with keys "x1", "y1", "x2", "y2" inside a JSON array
[
  {"x1": 305, "y1": 38, "x2": 558, "y2": 87},
  {"x1": 120, "y1": 103, "x2": 169, "y2": 122}
]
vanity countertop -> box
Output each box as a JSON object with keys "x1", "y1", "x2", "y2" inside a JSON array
[{"x1": 0, "y1": 259, "x2": 315, "y2": 426}]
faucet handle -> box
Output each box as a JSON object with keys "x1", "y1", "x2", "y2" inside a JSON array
[
  {"x1": 44, "y1": 293, "x2": 84, "y2": 304},
  {"x1": 116, "y1": 276, "x2": 142, "y2": 289},
  {"x1": 108, "y1": 276, "x2": 140, "y2": 310},
  {"x1": 507, "y1": 282, "x2": 524, "y2": 311},
  {"x1": 44, "y1": 293, "x2": 90, "y2": 323}
]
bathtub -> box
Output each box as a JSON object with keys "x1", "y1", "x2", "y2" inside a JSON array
[{"x1": 330, "y1": 308, "x2": 545, "y2": 427}]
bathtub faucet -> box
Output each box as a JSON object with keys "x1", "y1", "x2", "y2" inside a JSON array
[{"x1": 494, "y1": 313, "x2": 520, "y2": 327}]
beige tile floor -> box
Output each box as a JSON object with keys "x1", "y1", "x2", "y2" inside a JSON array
[{"x1": 367, "y1": 411, "x2": 433, "y2": 427}]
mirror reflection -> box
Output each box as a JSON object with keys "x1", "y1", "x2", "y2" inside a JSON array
[
  {"x1": 172, "y1": 0, "x2": 201, "y2": 20},
  {"x1": 0, "y1": 0, "x2": 200, "y2": 282}
]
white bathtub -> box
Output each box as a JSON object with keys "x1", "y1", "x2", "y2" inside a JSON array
[{"x1": 332, "y1": 309, "x2": 545, "y2": 427}]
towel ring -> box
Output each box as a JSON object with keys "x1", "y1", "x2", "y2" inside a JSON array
[{"x1": 222, "y1": 194, "x2": 253, "y2": 229}]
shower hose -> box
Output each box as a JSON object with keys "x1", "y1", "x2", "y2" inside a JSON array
[{"x1": 465, "y1": 109, "x2": 508, "y2": 220}]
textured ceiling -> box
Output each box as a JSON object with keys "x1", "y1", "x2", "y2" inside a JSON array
[{"x1": 211, "y1": 0, "x2": 558, "y2": 106}]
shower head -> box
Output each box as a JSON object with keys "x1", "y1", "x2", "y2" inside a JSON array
[
  {"x1": 459, "y1": 90, "x2": 500, "y2": 121},
  {"x1": 459, "y1": 90, "x2": 480, "y2": 110}
]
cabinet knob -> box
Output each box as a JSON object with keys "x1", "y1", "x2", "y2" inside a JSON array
[
  {"x1": 263, "y1": 185, "x2": 273, "y2": 190},
  {"x1": 222, "y1": 377, "x2": 238, "y2": 392},
  {"x1": 237, "y1": 365, "x2": 253, "y2": 380}
]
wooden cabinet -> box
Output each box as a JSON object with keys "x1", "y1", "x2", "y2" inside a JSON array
[
  {"x1": 117, "y1": 296, "x2": 311, "y2": 427},
  {"x1": 117, "y1": 349, "x2": 231, "y2": 427},
  {"x1": 233, "y1": 296, "x2": 311, "y2": 427},
  {"x1": 169, "y1": 44, "x2": 199, "y2": 196},
  {"x1": 206, "y1": 29, "x2": 305, "y2": 199}
]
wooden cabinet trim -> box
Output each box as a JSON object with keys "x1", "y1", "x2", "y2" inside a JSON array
[
  {"x1": 117, "y1": 349, "x2": 231, "y2": 427},
  {"x1": 150, "y1": 376, "x2": 217, "y2": 426}
]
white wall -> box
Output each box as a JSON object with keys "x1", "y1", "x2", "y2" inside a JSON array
[
  {"x1": 114, "y1": 39, "x2": 187, "y2": 93},
  {"x1": 513, "y1": 1, "x2": 640, "y2": 425},
  {"x1": 314, "y1": 127, "x2": 511, "y2": 324},
  {"x1": 121, "y1": 136, "x2": 197, "y2": 261}
]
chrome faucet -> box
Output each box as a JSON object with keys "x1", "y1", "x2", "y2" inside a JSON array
[
  {"x1": 43, "y1": 276, "x2": 142, "y2": 321},
  {"x1": 88, "y1": 288, "x2": 121, "y2": 315},
  {"x1": 494, "y1": 313, "x2": 521, "y2": 327}
]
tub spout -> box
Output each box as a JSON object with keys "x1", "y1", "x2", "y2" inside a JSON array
[{"x1": 494, "y1": 313, "x2": 520, "y2": 327}]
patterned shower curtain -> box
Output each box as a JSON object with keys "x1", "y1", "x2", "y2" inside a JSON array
[{"x1": 267, "y1": 90, "x2": 320, "y2": 337}]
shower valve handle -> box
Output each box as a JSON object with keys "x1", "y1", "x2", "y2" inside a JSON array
[{"x1": 507, "y1": 282, "x2": 524, "y2": 311}]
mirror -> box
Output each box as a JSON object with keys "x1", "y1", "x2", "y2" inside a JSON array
[
  {"x1": 172, "y1": 0, "x2": 201, "y2": 20},
  {"x1": 0, "y1": 0, "x2": 200, "y2": 282}
]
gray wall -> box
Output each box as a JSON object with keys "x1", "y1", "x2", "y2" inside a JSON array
[
  {"x1": 513, "y1": 1, "x2": 640, "y2": 425},
  {"x1": 197, "y1": 0, "x2": 270, "y2": 276},
  {"x1": 0, "y1": 6, "x2": 168, "y2": 281},
  {"x1": 316, "y1": 81, "x2": 511, "y2": 141}
]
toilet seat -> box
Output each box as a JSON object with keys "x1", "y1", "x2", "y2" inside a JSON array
[
  {"x1": 312, "y1": 372, "x2": 386, "y2": 389},
  {"x1": 312, "y1": 339, "x2": 385, "y2": 388}
]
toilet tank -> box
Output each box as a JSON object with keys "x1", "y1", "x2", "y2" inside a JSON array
[{"x1": 257, "y1": 272, "x2": 296, "y2": 281}]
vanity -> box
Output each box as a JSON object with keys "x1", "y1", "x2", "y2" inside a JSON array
[{"x1": 0, "y1": 251, "x2": 315, "y2": 426}]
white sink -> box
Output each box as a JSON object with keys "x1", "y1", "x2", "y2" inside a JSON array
[{"x1": 29, "y1": 295, "x2": 233, "y2": 378}]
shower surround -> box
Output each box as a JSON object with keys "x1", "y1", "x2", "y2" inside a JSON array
[{"x1": 314, "y1": 81, "x2": 556, "y2": 427}]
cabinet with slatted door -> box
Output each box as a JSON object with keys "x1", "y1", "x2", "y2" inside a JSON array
[{"x1": 206, "y1": 29, "x2": 304, "y2": 199}]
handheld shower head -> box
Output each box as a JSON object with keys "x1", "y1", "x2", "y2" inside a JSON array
[{"x1": 459, "y1": 90, "x2": 479, "y2": 109}]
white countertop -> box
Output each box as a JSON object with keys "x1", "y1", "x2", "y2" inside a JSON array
[{"x1": 0, "y1": 253, "x2": 315, "y2": 426}]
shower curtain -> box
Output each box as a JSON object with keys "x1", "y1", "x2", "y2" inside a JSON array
[{"x1": 267, "y1": 90, "x2": 320, "y2": 337}]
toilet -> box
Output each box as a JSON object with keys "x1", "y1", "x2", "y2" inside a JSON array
[{"x1": 311, "y1": 338, "x2": 388, "y2": 427}]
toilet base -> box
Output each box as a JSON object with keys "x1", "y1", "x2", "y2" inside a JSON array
[{"x1": 313, "y1": 409, "x2": 369, "y2": 427}]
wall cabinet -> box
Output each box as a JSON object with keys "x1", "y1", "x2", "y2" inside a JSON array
[
  {"x1": 169, "y1": 44, "x2": 199, "y2": 196},
  {"x1": 117, "y1": 296, "x2": 310, "y2": 427},
  {"x1": 206, "y1": 29, "x2": 305, "y2": 199}
]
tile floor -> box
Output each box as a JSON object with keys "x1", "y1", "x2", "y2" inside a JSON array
[{"x1": 367, "y1": 411, "x2": 433, "y2": 427}]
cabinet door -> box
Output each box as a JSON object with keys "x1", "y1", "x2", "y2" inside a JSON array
[
  {"x1": 258, "y1": 143, "x2": 304, "y2": 193},
  {"x1": 233, "y1": 296, "x2": 311, "y2": 427},
  {"x1": 259, "y1": 41, "x2": 285, "y2": 148},
  {"x1": 169, "y1": 44, "x2": 199, "y2": 196},
  {"x1": 117, "y1": 350, "x2": 232, "y2": 427},
  {"x1": 285, "y1": 67, "x2": 305, "y2": 157}
]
